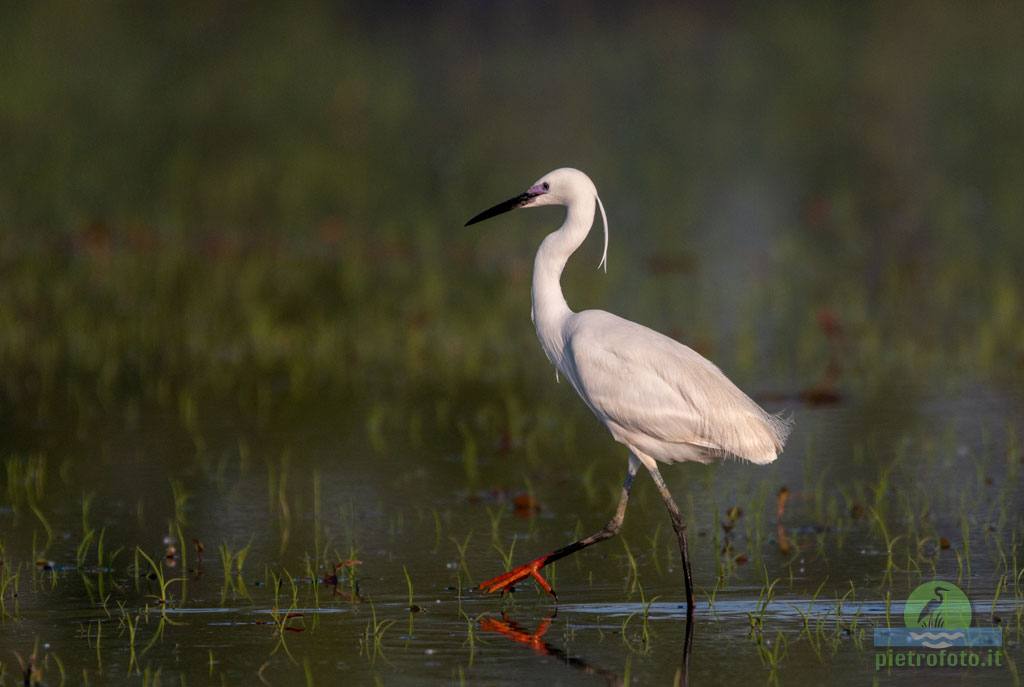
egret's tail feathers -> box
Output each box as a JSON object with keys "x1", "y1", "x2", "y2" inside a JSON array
[
  {"x1": 721, "y1": 409, "x2": 793, "y2": 465},
  {"x1": 745, "y1": 410, "x2": 793, "y2": 465},
  {"x1": 769, "y1": 411, "x2": 795, "y2": 450}
]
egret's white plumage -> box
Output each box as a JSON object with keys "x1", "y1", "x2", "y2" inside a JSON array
[
  {"x1": 565, "y1": 311, "x2": 791, "y2": 465},
  {"x1": 524, "y1": 168, "x2": 790, "y2": 469},
  {"x1": 467, "y1": 166, "x2": 791, "y2": 613}
]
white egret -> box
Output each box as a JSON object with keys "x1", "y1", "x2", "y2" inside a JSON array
[{"x1": 466, "y1": 168, "x2": 791, "y2": 615}]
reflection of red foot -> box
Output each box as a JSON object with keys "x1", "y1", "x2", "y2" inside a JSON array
[
  {"x1": 478, "y1": 555, "x2": 555, "y2": 598},
  {"x1": 479, "y1": 613, "x2": 554, "y2": 653}
]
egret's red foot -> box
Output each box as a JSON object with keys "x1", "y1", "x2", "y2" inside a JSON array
[{"x1": 478, "y1": 555, "x2": 555, "y2": 598}]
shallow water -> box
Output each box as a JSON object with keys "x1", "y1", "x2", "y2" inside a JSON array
[
  {"x1": 1, "y1": 2, "x2": 1023, "y2": 684},
  {"x1": 0, "y1": 378, "x2": 1021, "y2": 685}
]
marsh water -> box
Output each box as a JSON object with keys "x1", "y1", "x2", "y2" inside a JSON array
[
  {"x1": 1, "y1": 366, "x2": 1022, "y2": 685},
  {"x1": 3, "y1": 3, "x2": 1024, "y2": 685}
]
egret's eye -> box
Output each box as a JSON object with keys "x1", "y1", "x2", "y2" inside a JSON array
[{"x1": 542, "y1": 182, "x2": 550, "y2": 191}]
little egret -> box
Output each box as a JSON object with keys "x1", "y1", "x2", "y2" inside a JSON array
[{"x1": 465, "y1": 168, "x2": 791, "y2": 615}]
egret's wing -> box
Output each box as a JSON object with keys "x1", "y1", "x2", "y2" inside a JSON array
[{"x1": 565, "y1": 311, "x2": 790, "y2": 463}]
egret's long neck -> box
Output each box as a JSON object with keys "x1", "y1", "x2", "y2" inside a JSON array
[{"x1": 532, "y1": 197, "x2": 594, "y2": 365}]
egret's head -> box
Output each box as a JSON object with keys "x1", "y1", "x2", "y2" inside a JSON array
[
  {"x1": 464, "y1": 167, "x2": 609, "y2": 270},
  {"x1": 524, "y1": 168, "x2": 599, "y2": 207}
]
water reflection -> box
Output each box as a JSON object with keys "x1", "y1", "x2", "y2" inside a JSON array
[
  {"x1": 479, "y1": 611, "x2": 696, "y2": 687},
  {"x1": 479, "y1": 612, "x2": 624, "y2": 685},
  {"x1": 680, "y1": 613, "x2": 694, "y2": 687}
]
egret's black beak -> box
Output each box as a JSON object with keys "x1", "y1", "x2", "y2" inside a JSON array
[{"x1": 465, "y1": 191, "x2": 537, "y2": 227}]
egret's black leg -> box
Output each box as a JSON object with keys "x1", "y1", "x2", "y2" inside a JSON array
[
  {"x1": 479, "y1": 457, "x2": 640, "y2": 597},
  {"x1": 646, "y1": 464, "x2": 695, "y2": 618},
  {"x1": 543, "y1": 457, "x2": 639, "y2": 565}
]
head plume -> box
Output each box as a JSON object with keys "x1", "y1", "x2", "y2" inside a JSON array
[{"x1": 595, "y1": 192, "x2": 609, "y2": 272}]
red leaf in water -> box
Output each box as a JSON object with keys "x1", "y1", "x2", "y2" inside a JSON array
[
  {"x1": 777, "y1": 524, "x2": 792, "y2": 555},
  {"x1": 776, "y1": 487, "x2": 790, "y2": 520},
  {"x1": 800, "y1": 385, "x2": 842, "y2": 406},
  {"x1": 513, "y1": 493, "x2": 540, "y2": 518},
  {"x1": 816, "y1": 308, "x2": 843, "y2": 338},
  {"x1": 336, "y1": 559, "x2": 362, "y2": 569}
]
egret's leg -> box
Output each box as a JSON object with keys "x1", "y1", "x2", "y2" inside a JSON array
[
  {"x1": 478, "y1": 457, "x2": 640, "y2": 598},
  {"x1": 646, "y1": 464, "x2": 695, "y2": 617}
]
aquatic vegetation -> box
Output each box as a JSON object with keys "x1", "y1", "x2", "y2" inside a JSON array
[
  {"x1": 360, "y1": 598, "x2": 396, "y2": 664},
  {"x1": 620, "y1": 584, "x2": 659, "y2": 655},
  {"x1": 490, "y1": 536, "x2": 519, "y2": 586},
  {"x1": 402, "y1": 565, "x2": 419, "y2": 613},
  {"x1": 0, "y1": 566, "x2": 20, "y2": 622},
  {"x1": 748, "y1": 568, "x2": 781, "y2": 639},
  {"x1": 0, "y1": 3, "x2": 1021, "y2": 684},
  {"x1": 119, "y1": 605, "x2": 141, "y2": 675},
  {"x1": 756, "y1": 630, "x2": 788, "y2": 677},
  {"x1": 621, "y1": 537, "x2": 640, "y2": 596},
  {"x1": 135, "y1": 548, "x2": 184, "y2": 611},
  {"x1": 450, "y1": 533, "x2": 473, "y2": 581}
]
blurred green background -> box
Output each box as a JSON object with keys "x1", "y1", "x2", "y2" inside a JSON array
[{"x1": 3, "y1": 2, "x2": 1023, "y2": 428}]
